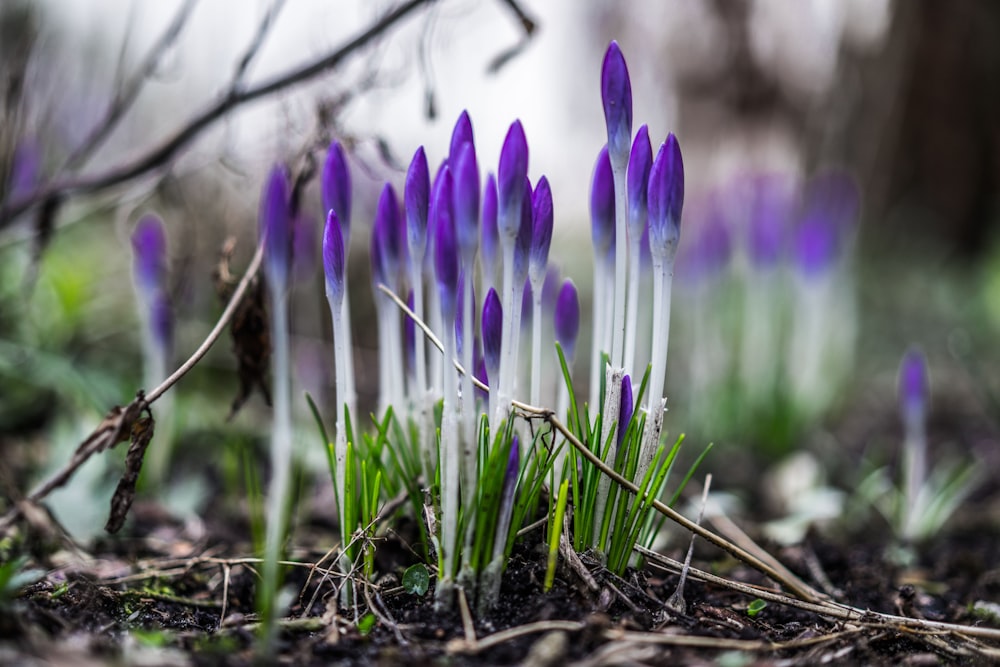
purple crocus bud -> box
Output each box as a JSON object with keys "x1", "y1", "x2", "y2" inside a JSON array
[
  {"x1": 323, "y1": 209, "x2": 346, "y2": 304},
  {"x1": 747, "y1": 175, "x2": 792, "y2": 268},
  {"x1": 291, "y1": 214, "x2": 317, "y2": 284},
  {"x1": 405, "y1": 146, "x2": 430, "y2": 258},
  {"x1": 647, "y1": 134, "x2": 684, "y2": 262},
  {"x1": 590, "y1": 146, "x2": 615, "y2": 254},
  {"x1": 627, "y1": 125, "x2": 652, "y2": 240},
  {"x1": 260, "y1": 164, "x2": 293, "y2": 285},
  {"x1": 452, "y1": 142, "x2": 480, "y2": 265},
  {"x1": 513, "y1": 177, "x2": 533, "y2": 288},
  {"x1": 497, "y1": 120, "x2": 529, "y2": 240},
  {"x1": 500, "y1": 434, "x2": 520, "y2": 508},
  {"x1": 131, "y1": 214, "x2": 168, "y2": 295},
  {"x1": 322, "y1": 141, "x2": 352, "y2": 245},
  {"x1": 449, "y1": 110, "x2": 475, "y2": 165},
  {"x1": 601, "y1": 41, "x2": 633, "y2": 165},
  {"x1": 482, "y1": 287, "x2": 503, "y2": 389},
  {"x1": 481, "y1": 173, "x2": 500, "y2": 286},
  {"x1": 899, "y1": 347, "x2": 928, "y2": 419},
  {"x1": 793, "y1": 213, "x2": 837, "y2": 278},
  {"x1": 433, "y1": 171, "x2": 459, "y2": 321},
  {"x1": 375, "y1": 183, "x2": 403, "y2": 289},
  {"x1": 617, "y1": 374, "x2": 633, "y2": 448},
  {"x1": 554, "y1": 279, "x2": 580, "y2": 360},
  {"x1": 529, "y1": 175, "x2": 553, "y2": 286}
]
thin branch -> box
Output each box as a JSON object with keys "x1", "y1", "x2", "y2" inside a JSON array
[
  {"x1": 229, "y1": 0, "x2": 287, "y2": 94},
  {"x1": 62, "y1": 0, "x2": 200, "y2": 170},
  {"x1": 0, "y1": 0, "x2": 436, "y2": 226}
]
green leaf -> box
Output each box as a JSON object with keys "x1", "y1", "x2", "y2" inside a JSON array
[
  {"x1": 357, "y1": 612, "x2": 377, "y2": 635},
  {"x1": 402, "y1": 563, "x2": 430, "y2": 596},
  {"x1": 747, "y1": 599, "x2": 767, "y2": 617}
]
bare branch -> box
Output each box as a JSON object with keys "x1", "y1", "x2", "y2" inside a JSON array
[
  {"x1": 229, "y1": 0, "x2": 287, "y2": 94},
  {"x1": 62, "y1": 0, "x2": 200, "y2": 170},
  {"x1": 0, "y1": 0, "x2": 436, "y2": 226}
]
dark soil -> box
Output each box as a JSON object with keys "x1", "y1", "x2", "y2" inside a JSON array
[{"x1": 3, "y1": 492, "x2": 1000, "y2": 666}]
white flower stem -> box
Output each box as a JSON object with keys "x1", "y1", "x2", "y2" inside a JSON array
[
  {"x1": 436, "y1": 325, "x2": 461, "y2": 607},
  {"x1": 623, "y1": 234, "x2": 642, "y2": 377},
  {"x1": 642, "y1": 258, "x2": 674, "y2": 480},
  {"x1": 496, "y1": 238, "x2": 516, "y2": 426},
  {"x1": 593, "y1": 365, "x2": 623, "y2": 550},
  {"x1": 589, "y1": 260, "x2": 607, "y2": 411},
  {"x1": 262, "y1": 284, "x2": 293, "y2": 653},
  {"x1": 610, "y1": 157, "x2": 628, "y2": 369},
  {"x1": 328, "y1": 294, "x2": 350, "y2": 544},
  {"x1": 530, "y1": 285, "x2": 543, "y2": 407},
  {"x1": 409, "y1": 263, "x2": 435, "y2": 484}
]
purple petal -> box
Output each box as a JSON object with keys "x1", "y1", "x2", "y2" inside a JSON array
[
  {"x1": 497, "y1": 120, "x2": 529, "y2": 239},
  {"x1": 260, "y1": 164, "x2": 293, "y2": 285},
  {"x1": 647, "y1": 135, "x2": 684, "y2": 261},
  {"x1": 590, "y1": 146, "x2": 615, "y2": 253},
  {"x1": 481, "y1": 173, "x2": 500, "y2": 286},
  {"x1": 131, "y1": 214, "x2": 168, "y2": 294},
  {"x1": 452, "y1": 142, "x2": 480, "y2": 264},
  {"x1": 554, "y1": 279, "x2": 580, "y2": 360},
  {"x1": 529, "y1": 175, "x2": 553, "y2": 285},
  {"x1": 513, "y1": 177, "x2": 533, "y2": 288},
  {"x1": 433, "y1": 170, "x2": 459, "y2": 321},
  {"x1": 482, "y1": 287, "x2": 503, "y2": 386},
  {"x1": 323, "y1": 209, "x2": 346, "y2": 303},
  {"x1": 322, "y1": 141, "x2": 352, "y2": 246},
  {"x1": 375, "y1": 183, "x2": 403, "y2": 289},
  {"x1": 617, "y1": 374, "x2": 633, "y2": 448},
  {"x1": 405, "y1": 146, "x2": 430, "y2": 259},
  {"x1": 627, "y1": 125, "x2": 652, "y2": 239},
  {"x1": 899, "y1": 347, "x2": 928, "y2": 417},
  {"x1": 601, "y1": 41, "x2": 633, "y2": 164},
  {"x1": 747, "y1": 175, "x2": 793, "y2": 267},
  {"x1": 449, "y1": 110, "x2": 475, "y2": 165}
]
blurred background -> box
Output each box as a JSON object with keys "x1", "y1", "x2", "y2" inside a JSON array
[{"x1": 2, "y1": 0, "x2": 999, "y2": 538}]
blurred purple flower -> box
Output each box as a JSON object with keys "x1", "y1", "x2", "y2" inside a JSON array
[
  {"x1": 7, "y1": 139, "x2": 41, "y2": 203},
  {"x1": 554, "y1": 279, "x2": 580, "y2": 360},
  {"x1": 260, "y1": 164, "x2": 293, "y2": 285},
  {"x1": 322, "y1": 141, "x2": 352, "y2": 245},
  {"x1": 746, "y1": 175, "x2": 793, "y2": 268},
  {"x1": 601, "y1": 41, "x2": 633, "y2": 165},
  {"x1": 677, "y1": 197, "x2": 731, "y2": 284},
  {"x1": 591, "y1": 146, "x2": 615, "y2": 254},
  {"x1": 529, "y1": 175, "x2": 553, "y2": 286},
  {"x1": 131, "y1": 214, "x2": 168, "y2": 295},
  {"x1": 498, "y1": 120, "x2": 529, "y2": 239},
  {"x1": 374, "y1": 183, "x2": 404, "y2": 290},
  {"x1": 647, "y1": 134, "x2": 684, "y2": 261},
  {"x1": 542, "y1": 265, "x2": 561, "y2": 314},
  {"x1": 899, "y1": 347, "x2": 928, "y2": 418},
  {"x1": 513, "y1": 177, "x2": 533, "y2": 289}
]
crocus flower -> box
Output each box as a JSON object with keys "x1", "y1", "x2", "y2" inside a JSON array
[
  {"x1": 481, "y1": 173, "x2": 500, "y2": 287},
  {"x1": 449, "y1": 110, "x2": 475, "y2": 165},
  {"x1": 747, "y1": 175, "x2": 792, "y2": 268},
  {"x1": 601, "y1": 41, "x2": 633, "y2": 166},
  {"x1": 554, "y1": 279, "x2": 580, "y2": 360},
  {"x1": 899, "y1": 347, "x2": 928, "y2": 420},
  {"x1": 405, "y1": 146, "x2": 430, "y2": 260},
  {"x1": 131, "y1": 214, "x2": 168, "y2": 295},
  {"x1": 513, "y1": 177, "x2": 533, "y2": 290},
  {"x1": 260, "y1": 164, "x2": 293, "y2": 286},
  {"x1": 647, "y1": 134, "x2": 684, "y2": 263},
  {"x1": 617, "y1": 374, "x2": 633, "y2": 448},
  {"x1": 497, "y1": 120, "x2": 529, "y2": 240},
  {"x1": 453, "y1": 142, "x2": 480, "y2": 265},
  {"x1": 323, "y1": 210, "x2": 346, "y2": 305},
  {"x1": 433, "y1": 171, "x2": 459, "y2": 321},
  {"x1": 627, "y1": 125, "x2": 652, "y2": 242},
  {"x1": 482, "y1": 287, "x2": 503, "y2": 390},
  {"x1": 793, "y1": 211, "x2": 838, "y2": 278},
  {"x1": 590, "y1": 146, "x2": 615, "y2": 254},
  {"x1": 374, "y1": 183, "x2": 404, "y2": 290},
  {"x1": 529, "y1": 176, "x2": 553, "y2": 287},
  {"x1": 322, "y1": 141, "x2": 352, "y2": 245}
]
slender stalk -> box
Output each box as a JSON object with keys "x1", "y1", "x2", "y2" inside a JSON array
[
  {"x1": 529, "y1": 286, "x2": 543, "y2": 406},
  {"x1": 496, "y1": 239, "x2": 517, "y2": 425},
  {"x1": 261, "y1": 285, "x2": 292, "y2": 655},
  {"x1": 341, "y1": 291, "x2": 357, "y2": 419},
  {"x1": 436, "y1": 325, "x2": 461, "y2": 608},
  {"x1": 409, "y1": 262, "x2": 434, "y2": 483},
  {"x1": 623, "y1": 233, "x2": 642, "y2": 377},
  {"x1": 610, "y1": 158, "x2": 628, "y2": 369},
  {"x1": 588, "y1": 260, "x2": 606, "y2": 411},
  {"x1": 459, "y1": 278, "x2": 477, "y2": 577},
  {"x1": 641, "y1": 258, "x2": 673, "y2": 481},
  {"x1": 593, "y1": 365, "x2": 623, "y2": 550}
]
